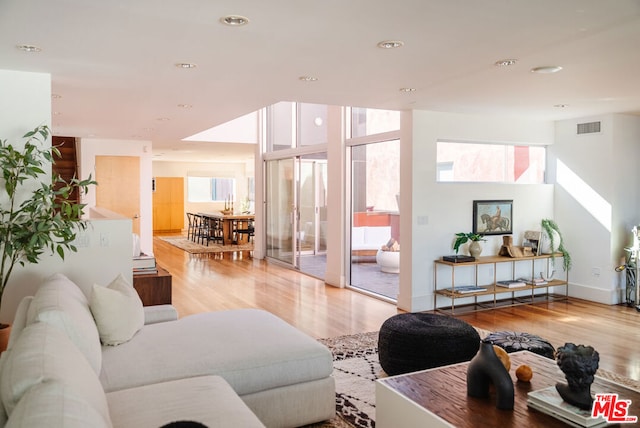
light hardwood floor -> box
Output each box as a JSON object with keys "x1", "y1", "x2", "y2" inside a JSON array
[{"x1": 153, "y1": 235, "x2": 640, "y2": 382}]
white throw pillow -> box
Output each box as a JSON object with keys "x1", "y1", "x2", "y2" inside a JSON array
[
  {"x1": 26, "y1": 273, "x2": 102, "y2": 374},
  {"x1": 90, "y1": 274, "x2": 144, "y2": 346}
]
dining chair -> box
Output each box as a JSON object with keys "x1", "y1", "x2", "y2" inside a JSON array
[
  {"x1": 186, "y1": 213, "x2": 198, "y2": 241},
  {"x1": 207, "y1": 217, "x2": 224, "y2": 245},
  {"x1": 235, "y1": 219, "x2": 255, "y2": 244}
]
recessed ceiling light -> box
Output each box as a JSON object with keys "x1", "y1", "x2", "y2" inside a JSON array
[
  {"x1": 399, "y1": 87, "x2": 416, "y2": 92},
  {"x1": 554, "y1": 104, "x2": 569, "y2": 108},
  {"x1": 16, "y1": 44, "x2": 42, "y2": 53},
  {"x1": 175, "y1": 63, "x2": 197, "y2": 69},
  {"x1": 156, "y1": 117, "x2": 170, "y2": 122},
  {"x1": 51, "y1": 93, "x2": 62, "y2": 99},
  {"x1": 177, "y1": 103, "x2": 193, "y2": 109},
  {"x1": 220, "y1": 15, "x2": 250, "y2": 26},
  {"x1": 377, "y1": 40, "x2": 404, "y2": 49},
  {"x1": 53, "y1": 111, "x2": 61, "y2": 116},
  {"x1": 299, "y1": 76, "x2": 318, "y2": 82},
  {"x1": 531, "y1": 66, "x2": 563, "y2": 74},
  {"x1": 494, "y1": 59, "x2": 518, "y2": 67}
]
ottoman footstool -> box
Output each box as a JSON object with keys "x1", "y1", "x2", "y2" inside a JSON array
[
  {"x1": 483, "y1": 331, "x2": 556, "y2": 359},
  {"x1": 378, "y1": 313, "x2": 481, "y2": 376}
]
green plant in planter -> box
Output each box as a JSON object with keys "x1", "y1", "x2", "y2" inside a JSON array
[
  {"x1": 0, "y1": 125, "x2": 96, "y2": 307},
  {"x1": 453, "y1": 232, "x2": 486, "y2": 255},
  {"x1": 541, "y1": 218, "x2": 571, "y2": 271}
]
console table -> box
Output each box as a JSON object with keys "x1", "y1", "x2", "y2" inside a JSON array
[
  {"x1": 376, "y1": 351, "x2": 640, "y2": 428},
  {"x1": 132, "y1": 266, "x2": 172, "y2": 306},
  {"x1": 434, "y1": 254, "x2": 568, "y2": 314}
]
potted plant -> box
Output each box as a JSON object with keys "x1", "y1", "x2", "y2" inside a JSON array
[
  {"x1": 0, "y1": 125, "x2": 96, "y2": 315},
  {"x1": 540, "y1": 218, "x2": 571, "y2": 271},
  {"x1": 453, "y1": 232, "x2": 486, "y2": 258}
]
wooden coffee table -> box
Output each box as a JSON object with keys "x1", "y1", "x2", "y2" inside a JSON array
[{"x1": 376, "y1": 351, "x2": 640, "y2": 427}]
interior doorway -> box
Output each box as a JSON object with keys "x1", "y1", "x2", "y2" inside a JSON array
[{"x1": 95, "y1": 156, "x2": 140, "y2": 235}]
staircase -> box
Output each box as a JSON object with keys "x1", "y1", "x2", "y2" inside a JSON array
[{"x1": 51, "y1": 136, "x2": 79, "y2": 204}]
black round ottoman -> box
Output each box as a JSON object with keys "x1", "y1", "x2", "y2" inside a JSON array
[
  {"x1": 483, "y1": 331, "x2": 555, "y2": 359},
  {"x1": 378, "y1": 313, "x2": 481, "y2": 376}
]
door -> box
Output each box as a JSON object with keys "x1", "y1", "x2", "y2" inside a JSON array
[
  {"x1": 95, "y1": 156, "x2": 140, "y2": 235},
  {"x1": 265, "y1": 158, "x2": 296, "y2": 265},
  {"x1": 152, "y1": 177, "x2": 184, "y2": 232},
  {"x1": 297, "y1": 154, "x2": 328, "y2": 278}
]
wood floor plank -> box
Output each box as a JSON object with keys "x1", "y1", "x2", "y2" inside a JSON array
[{"x1": 153, "y1": 235, "x2": 640, "y2": 382}]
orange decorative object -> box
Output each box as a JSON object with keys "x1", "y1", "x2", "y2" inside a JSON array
[
  {"x1": 493, "y1": 345, "x2": 511, "y2": 371},
  {"x1": 516, "y1": 364, "x2": 533, "y2": 382}
]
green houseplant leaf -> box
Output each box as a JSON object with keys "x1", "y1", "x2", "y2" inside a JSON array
[
  {"x1": 0, "y1": 125, "x2": 96, "y2": 306},
  {"x1": 453, "y1": 232, "x2": 486, "y2": 255},
  {"x1": 541, "y1": 218, "x2": 571, "y2": 271}
]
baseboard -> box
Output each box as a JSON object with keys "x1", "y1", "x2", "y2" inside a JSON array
[{"x1": 568, "y1": 282, "x2": 622, "y2": 305}]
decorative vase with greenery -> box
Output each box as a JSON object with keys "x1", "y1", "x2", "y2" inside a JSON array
[
  {"x1": 453, "y1": 232, "x2": 486, "y2": 257},
  {"x1": 0, "y1": 125, "x2": 96, "y2": 312},
  {"x1": 541, "y1": 218, "x2": 571, "y2": 271}
]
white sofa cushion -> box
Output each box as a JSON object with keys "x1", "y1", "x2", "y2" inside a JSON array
[
  {"x1": 0, "y1": 322, "x2": 111, "y2": 425},
  {"x1": 143, "y1": 304, "x2": 178, "y2": 325},
  {"x1": 107, "y1": 375, "x2": 264, "y2": 428},
  {"x1": 100, "y1": 309, "x2": 333, "y2": 395},
  {"x1": 6, "y1": 379, "x2": 110, "y2": 428},
  {"x1": 90, "y1": 274, "x2": 144, "y2": 346},
  {"x1": 25, "y1": 273, "x2": 102, "y2": 373},
  {"x1": 351, "y1": 226, "x2": 391, "y2": 251}
]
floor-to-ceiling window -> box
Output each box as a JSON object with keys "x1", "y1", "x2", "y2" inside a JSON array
[
  {"x1": 347, "y1": 108, "x2": 401, "y2": 300},
  {"x1": 264, "y1": 102, "x2": 329, "y2": 278}
]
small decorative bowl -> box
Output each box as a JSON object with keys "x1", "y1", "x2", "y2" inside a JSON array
[{"x1": 220, "y1": 209, "x2": 233, "y2": 215}]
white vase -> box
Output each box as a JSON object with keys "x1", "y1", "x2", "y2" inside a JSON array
[
  {"x1": 469, "y1": 241, "x2": 482, "y2": 258},
  {"x1": 540, "y1": 228, "x2": 561, "y2": 254}
]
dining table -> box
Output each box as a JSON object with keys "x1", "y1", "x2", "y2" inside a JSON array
[{"x1": 199, "y1": 212, "x2": 254, "y2": 245}]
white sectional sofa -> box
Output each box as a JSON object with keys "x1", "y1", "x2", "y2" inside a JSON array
[{"x1": 0, "y1": 273, "x2": 335, "y2": 427}]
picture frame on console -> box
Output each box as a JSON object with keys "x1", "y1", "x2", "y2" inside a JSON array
[{"x1": 473, "y1": 200, "x2": 513, "y2": 235}]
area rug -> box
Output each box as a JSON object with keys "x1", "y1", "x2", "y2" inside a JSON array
[
  {"x1": 312, "y1": 329, "x2": 640, "y2": 428},
  {"x1": 159, "y1": 236, "x2": 253, "y2": 254}
]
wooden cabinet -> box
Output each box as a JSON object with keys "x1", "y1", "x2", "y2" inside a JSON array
[
  {"x1": 132, "y1": 266, "x2": 172, "y2": 306},
  {"x1": 433, "y1": 254, "x2": 568, "y2": 314},
  {"x1": 153, "y1": 177, "x2": 184, "y2": 232}
]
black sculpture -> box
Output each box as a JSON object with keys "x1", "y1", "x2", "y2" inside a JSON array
[
  {"x1": 467, "y1": 341, "x2": 514, "y2": 410},
  {"x1": 555, "y1": 343, "x2": 600, "y2": 410}
]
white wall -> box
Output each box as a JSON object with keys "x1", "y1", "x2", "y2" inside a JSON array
[
  {"x1": 0, "y1": 70, "x2": 133, "y2": 323},
  {"x1": 0, "y1": 215, "x2": 133, "y2": 323},
  {"x1": 551, "y1": 113, "x2": 640, "y2": 304},
  {"x1": 78, "y1": 138, "x2": 154, "y2": 254},
  {"x1": 402, "y1": 110, "x2": 555, "y2": 312}
]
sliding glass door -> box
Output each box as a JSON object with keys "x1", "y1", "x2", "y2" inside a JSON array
[
  {"x1": 297, "y1": 154, "x2": 328, "y2": 278},
  {"x1": 265, "y1": 154, "x2": 328, "y2": 277},
  {"x1": 265, "y1": 158, "x2": 295, "y2": 264}
]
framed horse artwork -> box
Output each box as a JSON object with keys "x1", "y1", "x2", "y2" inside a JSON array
[{"x1": 473, "y1": 200, "x2": 513, "y2": 235}]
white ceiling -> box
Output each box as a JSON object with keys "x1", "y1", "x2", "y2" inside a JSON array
[{"x1": 1, "y1": 0, "x2": 640, "y2": 162}]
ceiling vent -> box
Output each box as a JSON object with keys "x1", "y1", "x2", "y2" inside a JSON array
[{"x1": 577, "y1": 121, "x2": 601, "y2": 135}]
